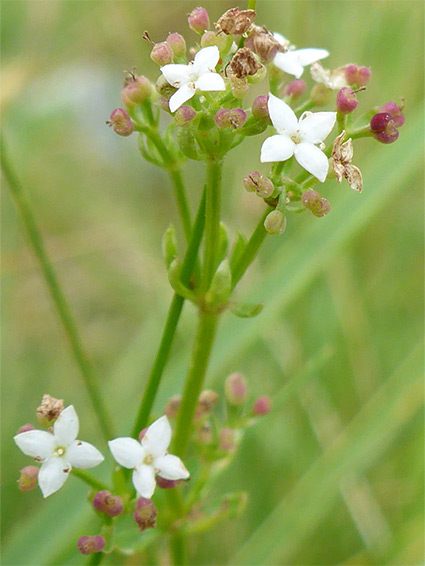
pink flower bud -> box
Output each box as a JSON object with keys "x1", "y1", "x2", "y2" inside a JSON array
[
  {"x1": 166, "y1": 33, "x2": 186, "y2": 57},
  {"x1": 121, "y1": 75, "x2": 152, "y2": 109},
  {"x1": 93, "y1": 490, "x2": 124, "y2": 517},
  {"x1": 243, "y1": 172, "x2": 274, "y2": 198},
  {"x1": 252, "y1": 95, "x2": 269, "y2": 119},
  {"x1": 138, "y1": 427, "x2": 148, "y2": 442},
  {"x1": 370, "y1": 112, "x2": 399, "y2": 143},
  {"x1": 336, "y1": 87, "x2": 358, "y2": 114},
  {"x1": 225, "y1": 373, "x2": 248, "y2": 405},
  {"x1": 284, "y1": 79, "x2": 306, "y2": 100},
  {"x1": 219, "y1": 428, "x2": 235, "y2": 451},
  {"x1": 18, "y1": 466, "x2": 39, "y2": 492},
  {"x1": 165, "y1": 395, "x2": 182, "y2": 419},
  {"x1": 380, "y1": 101, "x2": 405, "y2": 127},
  {"x1": 214, "y1": 108, "x2": 247, "y2": 129},
  {"x1": 188, "y1": 7, "x2": 210, "y2": 34},
  {"x1": 302, "y1": 190, "x2": 330, "y2": 217},
  {"x1": 17, "y1": 424, "x2": 35, "y2": 434},
  {"x1": 345, "y1": 64, "x2": 371, "y2": 87},
  {"x1": 134, "y1": 497, "x2": 157, "y2": 531},
  {"x1": 175, "y1": 105, "x2": 197, "y2": 126},
  {"x1": 156, "y1": 476, "x2": 184, "y2": 489},
  {"x1": 252, "y1": 396, "x2": 272, "y2": 416},
  {"x1": 77, "y1": 535, "x2": 105, "y2": 555},
  {"x1": 357, "y1": 66, "x2": 371, "y2": 87},
  {"x1": 150, "y1": 42, "x2": 174, "y2": 66},
  {"x1": 264, "y1": 209, "x2": 287, "y2": 235},
  {"x1": 107, "y1": 109, "x2": 134, "y2": 137}
]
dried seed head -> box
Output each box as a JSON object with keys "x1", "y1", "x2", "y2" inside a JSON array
[
  {"x1": 229, "y1": 48, "x2": 261, "y2": 79},
  {"x1": 36, "y1": 394, "x2": 64, "y2": 425},
  {"x1": 245, "y1": 25, "x2": 281, "y2": 63},
  {"x1": 134, "y1": 497, "x2": 157, "y2": 531},
  {"x1": 215, "y1": 7, "x2": 256, "y2": 36}
]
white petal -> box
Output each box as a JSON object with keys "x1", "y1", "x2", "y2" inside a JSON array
[
  {"x1": 38, "y1": 457, "x2": 70, "y2": 498},
  {"x1": 53, "y1": 405, "x2": 79, "y2": 446},
  {"x1": 273, "y1": 52, "x2": 305, "y2": 78},
  {"x1": 155, "y1": 454, "x2": 190, "y2": 480},
  {"x1": 299, "y1": 111, "x2": 336, "y2": 143},
  {"x1": 193, "y1": 45, "x2": 220, "y2": 74},
  {"x1": 108, "y1": 437, "x2": 144, "y2": 468},
  {"x1": 273, "y1": 32, "x2": 289, "y2": 46},
  {"x1": 292, "y1": 48, "x2": 329, "y2": 67},
  {"x1": 294, "y1": 142, "x2": 329, "y2": 183},
  {"x1": 195, "y1": 72, "x2": 225, "y2": 92},
  {"x1": 133, "y1": 464, "x2": 156, "y2": 499},
  {"x1": 169, "y1": 84, "x2": 195, "y2": 113},
  {"x1": 268, "y1": 94, "x2": 298, "y2": 134},
  {"x1": 14, "y1": 430, "x2": 55, "y2": 459},
  {"x1": 67, "y1": 440, "x2": 104, "y2": 469},
  {"x1": 142, "y1": 416, "x2": 171, "y2": 459},
  {"x1": 160, "y1": 64, "x2": 190, "y2": 87},
  {"x1": 260, "y1": 135, "x2": 295, "y2": 163}
]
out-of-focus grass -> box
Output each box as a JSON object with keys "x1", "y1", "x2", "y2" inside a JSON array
[{"x1": 1, "y1": 1, "x2": 424, "y2": 565}]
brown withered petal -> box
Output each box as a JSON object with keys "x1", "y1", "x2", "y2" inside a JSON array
[
  {"x1": 215, "y1": 8, "x2": 256, "y2": 35},
  {"x1": 345, "y1": 164, "x2": 363, "y2": 192},
  {"x1": 230, "y1": 48, "x2": 261, "y2": 78},
  {"x1": 332, "y1": 160, "x2": 345, "y2": 183},
  {"x1": 36, "y1": 394, "x2": 64, "y2": 422},
  {"x1": 246, "y1": 25, "x2": 283, "y2": 63}
]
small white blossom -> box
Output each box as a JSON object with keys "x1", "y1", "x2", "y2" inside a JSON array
[
  {"x1": 273, "y1": 33, "x2": 329, "y2": 79},
  {"x1": 310, "y1": 62, "x2": 348, "y2": 91},
  {"x1": 14, "y1": 405, "x2": 104, "y2": 498},
  {"x1": 108, "y1": 416, "x2": 189, "y2": 499},
  {"x1": 161, "y1": 45, "x2": 225, "y2": 113},
  {"x1": 260, "y1": 94, "x2": 336, "y2": 183}
]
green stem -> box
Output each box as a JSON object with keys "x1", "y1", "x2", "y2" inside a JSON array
[
  {"x1": 170, "y1": 532, "x2": 186, "y2": 565},
  {"x1": 231, "y1": 207, "x2": 271, "y2": 288},
  {"x1": 131, "y1": 191, "x2": 206, "y2": 437},
  {"x1": 173, "y1": 311, "x2": 219, "y2": 457},
  {"x1": 294, "y1": 98, "x2": 314, "y2": 115},
  {"x1": 247, "y1": 0, "x2": 257, "y2": 9},
  {"x1": 1, "y1": 136, "x2": 114, "y2": 442},
  {"x1": 87, "y1": 551, "x2": 105, "y2": 566},
  {"x1": 347, "y1": 125, "x2": 372, "y2": 140},
  {"x1": 202, "y1": 159, "x2": 223, "y2": 292},
  {"x1": 71, "y1": 469, "x2": 110, "y2": 491}
]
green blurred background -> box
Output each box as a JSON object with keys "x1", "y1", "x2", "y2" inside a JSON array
[{"x1": 1, "y1": 1, "x2": 424, "y2": 564}]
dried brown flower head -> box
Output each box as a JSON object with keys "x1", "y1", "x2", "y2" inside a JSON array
[
  {"x1": 36, "y1": 394, "x2": 64, "y2": 424},
  {"x1": 331, "y1": 131, "x2": 363, "y2": 192},
  {"x1": 245, "y1": 25, "x2": 283, "y2": 63},
  {"x1": 215, "y1": 7, "x2": 256, "y2": 36},
  {"x1": 229, "y1": 48, "x2": 262, "y2": 78}
]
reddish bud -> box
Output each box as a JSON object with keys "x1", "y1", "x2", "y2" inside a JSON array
[
  {"x1": 252, "y1": 396, "x2": 272, "y2": 416},
  {"x1": 188, "y1": 7, "x2": 210, "y2": 34},
  {"x1": 17, "y1": 424, "x2": 35, "y2": 434},
  {"x1": 357, "y1": 66, "x2": 371, "y2": 87},
  {"x1": 243, "y1": 172, "x2": 274, "y2": 198},
  {"x1": 107, "y1": 109, "x2": 134, "y2": 136},
  {"x1": 214, "y1": 108, "x2": 247, "y2": 129},
  {"x1": 380, "y1": 101, "x2": 405, "y2": 127},
  {"x1": 156, "y1": 476, "x2": 184, "y2": 489},
  {"x1": 284, "y1": 79, "x2": 306, "y2": 100},
  {"x1": 175, "y1": 105, "x2": 197, "y2": 126},
  {"x1": 302, "y1": 190, "x2": 330, "y2": 217},
  {"x1": 93, "y1": 490, "x2": 124, "y2": 517},
  {"x1": 18, "y1": 466, "x2": 39, "y2": 492},
  {"x1": 138, "y1": 427, "x2": 148, "y2": 442},
  {"x1": 166, "y1": 33, "x2": 186, "y2": 57},
  {"x1": 165, "y1": 395, "x2": 182, "y2": 419},
  {"x1": 134, "y1": 497, "x2": 157, "y2": 531},
  {"x1": 219, "y1": 428, "x2": 235, "y2": 452},
  {"x1": 336, "y1": 87, "x2": 358, "y2": 114},
  {"x1": 77, "y1": 536, "x2": 105, "y2": 555},
  {"x1": 370, "y1": 112, "x2": 399, "y2": 143},
  {"x1": 252, "y1": 95, "x2": 269, "y2": 119},
  {"x1": 345, "y1": 64, "x2": 371, "y2": 87},
  {"x1": 121, "y1": 75, "x2": 152, "y2": 109},
  {"x1": 264, "y1": 209, "x2": 287, "y2": 235},
  {"x1": 225, "y1": 373, "x2": 248, "y2": 405},
  {"x1": 150, "y1": 42, "x2": 174, "y2": 66}
]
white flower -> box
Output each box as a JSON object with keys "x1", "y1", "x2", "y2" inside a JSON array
[
  {"x1": 108, "y1": 416, "x2": 189, "y2": 499},
  {"x1": 260, "y1": 94, "x2": 336, "y2": 183},
  {"x1": 310, "y1": 62, "x2": 348, "y2": 91},
  {"x1": 14, "y1": 405, "x2": 104, "y2": 498},
  {"x1": 161, "y1": 45, "x2": 226, "y2": 113},
  {"x1": 273, "y1": 33, "x2": 329, "y2": 79}
]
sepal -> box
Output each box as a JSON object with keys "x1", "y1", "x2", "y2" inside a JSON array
[
  {"x1": 218, "y1": 223, "x2": 229, "y2": 265},
  {"x1": 176, "y1": 126, "x2": 202, "y2": 160},
  {"x1": 230, "y1": 301, "x2": 264, "y2": 318},
  {"x1": 162, "y1": 225, "x2": 178, "y2": 269},
  {"x1": 168, "y1": 258, "x2": 196, "y2": 301},
  {"x1": 205, "y1": 259, "x2": 232, "y2": 305}
]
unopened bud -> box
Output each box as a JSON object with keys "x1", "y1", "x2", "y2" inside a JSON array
[
  {"x1": 218, "y1": 428, "x2": 235, "y2": 451},
  {"x1": 156, "y1": 476, "x2": 184, "y2": 489},
  {"x1": 380, "y1": 100, "x2": 405, "y2": 127},
  {"x1": 107, "y1": 109, "x2": 134, "y2": 136},
  {"x1": 159, "y1": 97, "x2": 171, "y2": 113},
  {"x1": 200, "y1": 31, "x2": 228, "y2": 52},
  {"x1": 252, "y1": 95, "x2": 269, "y2": 119},
  {"x1": 214, "y1": 108, "x2": 247, "y2": 129},
  {"x1": 345, "y1": 64, "x2": 371, "y2": 87},
  {"x1": 36, "y1": 394, "x2": 64, "y2": 425},
  {"x1": 302, "y1": 190, "x2": 330, "y2": 217},
  {"x1": 336, "y1": 87, "x2": 358, "y2": 114},
  {"x1": 134, "y1": 497, "x2": 157, "y2": 531},
  {"x1": 175, "y1": 105, "x2": 197, "y2": 126},
  {"x1": 166, "y1": 33, "x2": 186, "y2": 57},
  {"x1": 150, "y1": 42, "x2": 174, "y2": 66},
  {"x1": 165, "y1": 395, "x2": 182, "y2": 419},
  {"x1": 197, "y1": 422, "x2": 214, "y2": 445},
  {"x1": 284, "y1": 79, "x2": 306, "y2": 100},
  {"x1": 225, "y1": 373, "x2": 248, "y2": 406},
  {"x1": 310, "y1": 83, "x2": 332, "y2": 106},
  {"x1": 77, "y1": 535, "x2": 105, "y2": 555},
  {"x1": 18, "y1": 466, "x2": 39, "y2": 492},
  {"x1": 121, "y1": 75, "x2": 152, "y2": 109},
  {"x1": 188, "y1": 7, "x2": 210, "y2": 34},
  {"x1": 370, "y1": 112, "x2": 399, "y2": 143},
  {"x1": 252, "y1": 396, "x2": 271, "y2": 416},
  {"x1": 17, "y1": 424, "x2": 35, "y2": 434},
  {"x1": 230, "y1": 77, "x2": 250, "y2": 99},
  {"x1": 93, "y1": 490, "x2": 124, "y2": 517},
  {"x1": 264, "y1": 209, "x2": 287, "y2": 235},
  {"x1": 196, "y1": 390, "x2": 219, "y2": 418},
  {"x1": 243, "y1": 172, "x2": 274, "y2": 198},
  {"x1": 138, "y1": 427, "x2": 148, "y2": 441},
  {"x1": 156, "y1": 75, "x2": 177, "y2": 99}
]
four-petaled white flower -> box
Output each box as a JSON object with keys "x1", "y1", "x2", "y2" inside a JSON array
[
  {"x1": 161, "y1": 45, "x2": 226, "y2": 113},
  {"x1": 261, "y1": 94, "x2": 336, "y2": 183},
  {"x1": 273, "y1": 33, "x2": 329, "y2": 79},
  {"x1": 14, "y1": 405, "x2": 104, "y2": 498},
  {"x1": 108, "y1": 416, "x2": 189, "y2": 499}
]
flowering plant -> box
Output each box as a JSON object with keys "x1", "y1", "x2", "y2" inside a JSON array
[{"x1": 3, "y1": 2, "x2": 411, "y2": 564}]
